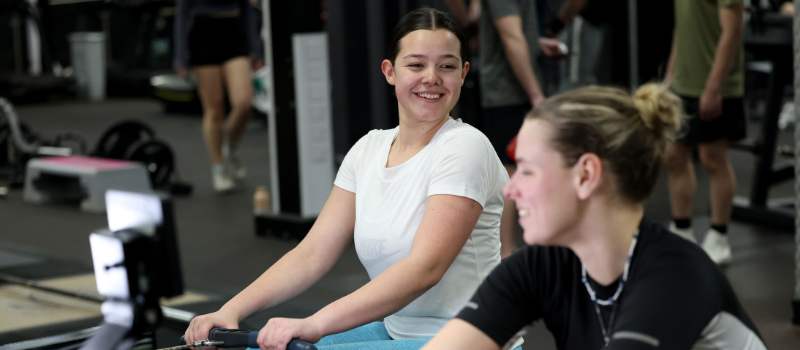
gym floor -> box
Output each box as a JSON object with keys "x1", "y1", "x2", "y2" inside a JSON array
[{"x1": 1, "y1": 98, "x2": 799, "y2": 349}]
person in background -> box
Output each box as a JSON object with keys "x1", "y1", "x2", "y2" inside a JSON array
[
  {"x1": 422, "y1": 84, "x2": 766, "y2": 350},
  {"x1": 664, "y1": 0, "x2": 745, "y2": 265},
  {"x1": 173, "y1": 0, "x2": 263, "y2": 192},
  {"x1": 183, "y1": 7, "x2": 507, "y2": 350},
  {"x1": 478, "y1": 0, "x2": 563, "y2": 258}
]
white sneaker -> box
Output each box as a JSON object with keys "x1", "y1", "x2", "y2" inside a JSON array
[
  {"x1": 702, "y1": 229, "x2": 732, "y2": 265},
  {"x1": 222, "y1": 143, "x2": 246, "y2": 180},
  {"x1": 226, "y1": 155, "x2": 247, "y2": 180},
  {"x1": 212, "y1": 165, "x2": 235, "y2": 192},
  {"x1": 668, "y1": 223, "x2": 696, "y2": 243}
]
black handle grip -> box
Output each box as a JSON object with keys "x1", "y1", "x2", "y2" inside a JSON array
[{"x1": 208, "y1": 328, "x2": 317, "y2": 350}]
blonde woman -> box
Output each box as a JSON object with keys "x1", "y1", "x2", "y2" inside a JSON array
[{"x1": 424, "y1": 84, "x2": 766, "y2": 349}]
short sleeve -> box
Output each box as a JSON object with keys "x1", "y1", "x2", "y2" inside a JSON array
[
  {"x1": 456, "y1": 249, "x2": 542, "y2": 346},
  {"x1": 427, "y1": 131, "x2": 504, "y2": 207},
  {"x1": 486, "y1": 0, "x2": 521, "y2": 20},
  {"x1": 608, "y1": 242, "x2": 723, "y2": 349},
  {"x1": 333, "y1": 133, "x2": 370, "y2": 193}
]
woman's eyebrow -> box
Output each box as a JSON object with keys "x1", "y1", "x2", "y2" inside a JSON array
[{"x1": 400, "y1": 54, "x2": 460, "y2": 60}]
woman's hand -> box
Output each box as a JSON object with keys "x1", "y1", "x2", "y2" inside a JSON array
[
  {"x1": 256, "y1": 317, "x2": 323, "y2": 350},
  {"x1": 699, "y1": 88, "x2": 722, "y2": 120},
  {"x1": 538, "y1": 37, "x2": 567, "y2": 58},
  {"x1": 183, "y1": 309, "x2": 239, "y2": 345}
]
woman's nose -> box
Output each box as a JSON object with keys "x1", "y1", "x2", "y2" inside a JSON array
[{"x1": 422, "y1": 67, "x2": 440, "y2": 84}]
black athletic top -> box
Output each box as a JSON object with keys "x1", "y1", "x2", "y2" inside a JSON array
[
  {"x1": 173, "y1": 0, "x2": 262, "y2": 69},
  {"x1": 457, "y1": 220, "x2": 767, "y2": 349}
]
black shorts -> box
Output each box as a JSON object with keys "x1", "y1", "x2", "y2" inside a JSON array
[
  {"x1": 676, "y1": 95, "x2": 747, "y2": 145},
  {"x1": 188, "y1": 16, "x2": 249, "y2": 67},
  {"x1": 480, "y1": 104, "x2": 530, "y2": 164}
]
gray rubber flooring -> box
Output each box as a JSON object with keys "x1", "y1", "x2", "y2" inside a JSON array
[{"x1": 1, "y1": 98, "x2": 798, "y2": 349}]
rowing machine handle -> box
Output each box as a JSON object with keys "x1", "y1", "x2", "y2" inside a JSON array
[{"x1": 209, "y1": 327, "x2": 318, "y2": 350}]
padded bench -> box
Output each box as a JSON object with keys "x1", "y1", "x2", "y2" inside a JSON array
[{"x1": 23, "y1": 156, "x2": 151, "y2": 212}]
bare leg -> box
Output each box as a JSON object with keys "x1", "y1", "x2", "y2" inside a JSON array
[
  {"x1": 696, "y1": 139, "x2": 734, "y2": 264},
  {"x1": 193, "y1": 65, "x2": 226, "y2": 165},
  {"x1": 221, "y1": 56, "x2": 253, "y2": 151},
  {"x1": 698, "y1": 140, "x2": 735, "y2": 226},
  {"x1": 665, "y1": 142, "x2": 696, "y2": 219}
]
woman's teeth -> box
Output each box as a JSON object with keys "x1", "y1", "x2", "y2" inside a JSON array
[{"x1": 416, "y1": 92, "x2": 442, "y2": 100}]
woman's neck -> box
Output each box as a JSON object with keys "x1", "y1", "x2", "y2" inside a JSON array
[
  {"x1": 570, "y1": 201, "x2": 643, "y2": 286},
  {"x1": 394, "y1": 115, "x2": 450, "y2": 150}
]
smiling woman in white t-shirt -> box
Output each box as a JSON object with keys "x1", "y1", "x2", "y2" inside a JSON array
[{"x1": 182, "y1": 7, "x2": 507, "y2": 350}]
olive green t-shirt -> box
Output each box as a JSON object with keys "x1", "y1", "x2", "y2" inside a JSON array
[
  {"x1": 479, "y1": 0, "x2": 539, "y2": 108},
  {"x1": 672, "y1": 0, "x2": 744, "y2": 98}
]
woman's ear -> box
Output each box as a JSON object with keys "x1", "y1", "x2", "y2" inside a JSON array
[
  {"x1": 461, "y1": 61, "x2": 470, "y2": 81},
  {"x1": 381, "y1": 59, "x2": 396, "y2": 86},
  {"x1": 573, "y1": 153, "x2": 603, "y2": 200}
]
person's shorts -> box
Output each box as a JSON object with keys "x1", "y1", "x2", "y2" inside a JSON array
[
  {"x1": 675, "y1": 95, "x2": 746, "y2": 145},
  {"x1": 188, "y1": 16, "x2": 249, "y2": 67},
  {"x1": 480, "y1": 104, "x2": 530, "y2": 164}
]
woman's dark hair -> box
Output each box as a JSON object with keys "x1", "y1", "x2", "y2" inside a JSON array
[{"x1": 389, "y1": 7, "x2": 468, "y2": 62}]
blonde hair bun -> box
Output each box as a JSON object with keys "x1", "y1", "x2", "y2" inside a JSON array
[{"x1": 632, "y1": 83, "x2": 682, "y2": 140}]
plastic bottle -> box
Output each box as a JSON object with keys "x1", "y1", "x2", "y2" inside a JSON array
[{"x1": 253, "y1": 186, "x2": 271, "y2": 216}]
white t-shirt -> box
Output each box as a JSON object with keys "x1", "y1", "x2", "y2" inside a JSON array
[{"x1": 334, "y1": 118, "x2": 507, "y2": 339}]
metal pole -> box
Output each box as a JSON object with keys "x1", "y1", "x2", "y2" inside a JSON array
[
  {"x1": 25, "y1": 0, "x2": 42, "y2": 75},
  {"x1": 793, "y1": 0, "x2": 800, "y2": 321},
  {"x1": 262, "y1": 0, "x2": 280, "y2": 213},
  {"x1": 0, "y1": 272, "x2": 103, "y2": 303}
]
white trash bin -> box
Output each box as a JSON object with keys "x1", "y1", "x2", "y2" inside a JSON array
[{"x1": 69, "y1": 32, "x2": 106, "y2": 101}]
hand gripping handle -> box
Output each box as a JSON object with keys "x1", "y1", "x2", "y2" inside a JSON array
[{"x1": 208, "y1": 328, "x2": 318, "y2": 350}]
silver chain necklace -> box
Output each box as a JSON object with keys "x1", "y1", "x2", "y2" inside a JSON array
[{"x1": 580, "y1": 232, "x2": 639, "y2": 346}]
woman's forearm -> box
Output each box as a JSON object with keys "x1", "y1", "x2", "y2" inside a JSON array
[{"x1": 308, "y1": 256, "x2": 442, "y2": 336}]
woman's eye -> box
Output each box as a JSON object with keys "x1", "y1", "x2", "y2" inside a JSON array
[
  {"x1": 440, "y1": 64, "x2": 457, "y2": 70},
  {"x1": 407, "y1": 63, "x2": 424, "y2": 69}
]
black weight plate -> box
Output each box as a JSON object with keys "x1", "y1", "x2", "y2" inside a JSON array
[
  {"x1": 127, "y1": 139, "x2": 174, "y2": 188},
  {"x1": 93, "y1": 120, "x2": 155, "y2": 159}
]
